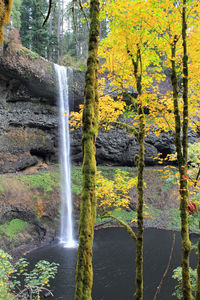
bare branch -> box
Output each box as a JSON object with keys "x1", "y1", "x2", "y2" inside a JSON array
[
  {"x1": 43, "y1": 0, "x2": 53, "y2": 26},
  {"x1": 153, "y1": 233, "x2": 176, "y2": 300}
]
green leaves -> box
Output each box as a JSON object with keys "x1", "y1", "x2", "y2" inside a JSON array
[
  {"x1": 0, "y1": 249, "x2": 59, "y2": 299},
  {"x1": 172, "y1": 266, "x2": 197, "y2": 299}
]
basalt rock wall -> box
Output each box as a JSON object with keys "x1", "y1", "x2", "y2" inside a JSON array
[{"x1": 0, "y1": 43, "x2": 198, "y2": 173}]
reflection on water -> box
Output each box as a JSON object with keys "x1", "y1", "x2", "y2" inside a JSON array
[{"x1": 26, "y1": 228, "x2": 198, "y2": 300}]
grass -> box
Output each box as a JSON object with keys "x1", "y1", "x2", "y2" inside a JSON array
[{"x1": 0, "y1": 219, "x2": 29, "y2": 240}]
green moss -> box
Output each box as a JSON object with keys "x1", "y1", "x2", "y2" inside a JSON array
[
  {"x1": 18, "y1": 48, "x2": 39, "y2": 59},
  {"x1": 18, "y1": 171, "x2": 59, "y2": 193},
  {"x1": 0, "y1": 219, "x2": 29, "y2": 240}
]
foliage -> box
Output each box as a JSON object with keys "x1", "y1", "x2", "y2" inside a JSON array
[
  {"x1": 20, "y1": 0, "x2": 51, "y2": 59},
  {"x1": 172, "y1": 266, "x2": 197, "y2": 299},
  {"x1": 0, "y1": 219, "x2": 29, "y2": 240},
  {"x1": 11, "y1": 0, "x2": 22, "y2": 29},
  {"x1": 0, "y1": 249, "x2": 59, "y2": 299},
  {"x1": 69, "y1": 79, "x2": 125, "y2": 130},
  {"x1": 96, "y1": 169, "x2": 137, "y2": 210},
  {"x1": 60, "y1": 53, "x2": 86, "y2": 70}
]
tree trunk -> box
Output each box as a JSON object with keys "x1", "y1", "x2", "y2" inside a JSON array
[
  {"x1": 131, "y1": 46, "x2": 144, "y2": 300},
  {"x1": 48, "y1": 9, "x2": 53, "y2": 61},
  {"x1": 195, "y1": 221, "x2": 200, "y2": 299},
  {"x1": 57, "y1": 0, "x2": 61, "y2": 63},
  {"x1": 74, "y1": 0, "x2": 100, "y2": 299},
  {"x1": 171, "y1": 31, "x2": 192, "y2": 300}
]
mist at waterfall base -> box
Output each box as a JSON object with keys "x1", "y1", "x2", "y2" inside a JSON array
[
  {"x1": 54, "y1": 64, "x2": 77, "y2": 248},
  {"x1": 26, "y1": 228, "x2": 198, "y2": 300}
]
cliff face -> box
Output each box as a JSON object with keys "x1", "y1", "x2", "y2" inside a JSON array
[
  {"x1": 0, "y1": 41, "x2": 198, "y2": 173},
  {"x1": 0, "y1": 41, "x2": 84, "y2": 173}
]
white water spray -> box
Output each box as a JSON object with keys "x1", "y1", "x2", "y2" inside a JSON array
[{"x1": 54, "y1": 64, "x2": 77, "y2": 248}]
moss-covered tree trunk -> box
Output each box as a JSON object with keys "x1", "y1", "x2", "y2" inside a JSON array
[
  {"x1": 135, "y1": 48, "x2": 144, "y2": 300},
  {"x1": 171, "y1": 15, "x2": 192, "y2": 299},
  {"x1": 0, "y1": 0, "x2": 13, "y2": 44},
  {"x1": 195, "y1": 221, "x2": 200, "y2": 299},
  {"x1": 74, "y1": 1, "x2": 100, "y2": 300}
]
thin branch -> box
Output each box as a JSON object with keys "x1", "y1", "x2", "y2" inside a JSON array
[
  {"x1": 153, "y1": 233, "x2": 176, "y2": 300},
  {"x1": 37, "y1": 2, "x2": 46, "y2": 20},
  {"x1": 110, "y1": 121, "x2": 139, "y2": 139},
  {"x1": 43, "y1": 0, "x2": 53, "y2": 26},
  {"x1": 95, "y1": 220, "x2": 112, "y2": 228},
  {"x1": 72, "y1": 0, "x2": 78, "y2": 43},
  {"x1": 14, "y1": 286, "x2": 54, "y2": 299},
  {"x1": 78, "y1": 0, "x2": 89, "y2": 28},
  {"x1": 195, "y1": 167, "x2": 200, "y2": 187},
  {"x1": 102, "y1": 211, "x2": 137, "y2": 242}
]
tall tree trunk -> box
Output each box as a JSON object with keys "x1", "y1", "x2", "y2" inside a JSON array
[
  {"x1": 171, "y1": 30, "x2": 192, "y2": 300},
  {"x1": 74, "y1": 0, "x2": 100, "y2": 299},
  {"x1": 135, "y1": 100, "x2": 144, "y2": 300},
  {"x1": 60, "y1": 0, "x2": 64, "y2": 59},
  {"x1": 135, "y1": 49, "x2": 144, "y2": 300},
  {"x1": 48, "y1": 9, "x2": 53, "y2": 61},
  {"x1": 57, "y1": 0, "x2": 61, "y2": 63},
  {"x1": 181, "y1": 2, "x2": 192, "y2": 299}
]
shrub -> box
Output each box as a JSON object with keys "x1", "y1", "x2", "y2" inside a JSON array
[{"x1": 0, "y1": 249, "x2": 59, "y2": 299}]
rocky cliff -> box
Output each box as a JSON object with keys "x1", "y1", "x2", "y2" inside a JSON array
[
  {"x1": 0, "y1": 40, "x2": 198, "y2": 173},
  {"x1": 0, "y1": 40, "x2": 84, "y2": 173}
]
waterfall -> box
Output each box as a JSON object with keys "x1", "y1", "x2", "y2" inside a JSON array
[{"x1": 54, "y1": 64, "x2": 77, "y2": 248}]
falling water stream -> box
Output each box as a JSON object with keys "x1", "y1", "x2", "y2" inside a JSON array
[{"x1": 54, "y1": 64, "x2": 77, "y2": 248}]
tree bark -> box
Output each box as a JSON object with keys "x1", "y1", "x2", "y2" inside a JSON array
[
  {"x1": 135, "y1": 71, "x2": 144, "y2": 300},
  {"x1": 171, "y1": 31, "x2": 192, "y2": 300},
  {"x1": 195, "y1": 221, "x2": 200, "y2": 299},
  {"x1": 74, "y1": 0, "x2": 100, "y2": 299}
]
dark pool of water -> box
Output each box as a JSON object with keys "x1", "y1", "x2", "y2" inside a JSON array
[{"x1": 26, "y1": 228, "x2": 198, "y2": 300}]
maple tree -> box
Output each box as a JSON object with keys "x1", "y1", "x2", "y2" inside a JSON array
[{"x1": 146, "y1": 1, "x2": 200, "y2": 298}]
